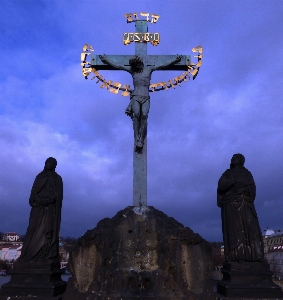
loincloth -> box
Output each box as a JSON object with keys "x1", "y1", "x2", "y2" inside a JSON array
[{"x1": 131, "y1": 95, "x2": 150, "y2": 105}]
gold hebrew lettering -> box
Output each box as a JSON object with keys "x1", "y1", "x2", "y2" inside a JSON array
[
  {"x1": 110, "y1": 82, "x2": 122, "y2": 94},
  {"x1": 160, "y1": 82, "x2": 168, "y2": 90},
  {"x1": 124, "y1": 13, "x2": 133, "y2": 22},
  {"x1": 192, "y1": 45, "x2": 203, "y2": 53},
  {"x1": 140, "y1": 12, "x2": 149, "y2": 21},
  {"x1": 91, "y1": 68, "x2": 99, "y2": 76},
  {"x1": 183, "y1": 71, "x2": 189, "y2": 81},
  {"x1": 82, "y1": 67, "x2": 92, "y2": 74},
  {"x1": 150, "y1": 83, "x2": 158, "y2": 92},
  {"x1": 96, "y1": 75, "x2": 104, "y2": 84},
  {"x1": 82, "y1": 68, "x2": 92, "y2": 78},
  {"x1": 133, "y1": 12, "x2": 138, "y2": 19},
  {"x1": 190, "y1": 69, "x2": 198, "y2": 76},
  {"x1": 194, "y1": 54, "x2": 203, "y2": 59},
  {"x1": 100, "y1": 79, "x2": 112, "y2": 90},
  {"x1": 173, "y1": 76, "x2": 181, "y2": 86},
  {"x1": 156, "y1": 82, "x2": 168, "y2": 90},
  {"x1": 107, "y1": 80, "x2": 113, "y2": 89},
  {"x1": 151, "y1": 14, "x2": 160, "y2": 23},
  {"x1": 121, "y1": 84, "x2": 130, "y2": 96},
  {"x1": 168, "y1": 80, "x2": 175, "y2": 89},
  {"x1": 196, "y1": 60, "x2": 202, "y2": 68},
  {"x1": 81, "y1": 53, "x2": 88, "y2": 62},
  {"x1": 82, "y1": 44, "x2": 94, "y2": 52}
]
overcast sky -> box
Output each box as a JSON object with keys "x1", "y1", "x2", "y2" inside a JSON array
[{"x1": 1, "y1": 0, "x2": 283, "y2": 242}]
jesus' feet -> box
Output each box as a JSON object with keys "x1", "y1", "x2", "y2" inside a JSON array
[{"x1": 135, "y1": 140, "x2": 143, "y2": 149}]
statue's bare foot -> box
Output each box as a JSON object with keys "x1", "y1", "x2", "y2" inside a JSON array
[{"x1": 135, "y1": 140, "x2": 143, "y2": 149}]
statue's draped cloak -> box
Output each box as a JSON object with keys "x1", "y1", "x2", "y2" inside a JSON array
[
  {"x1": 217, "y1": 167, "x2": 264, "y2": 261},
  {"x1": 19, "y1": 170, "x2": 63, "y2": 262}
]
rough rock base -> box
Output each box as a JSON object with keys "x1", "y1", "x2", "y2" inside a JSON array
[{"x1": 64, "y1": 206, "x2": 215, "y2": 299}]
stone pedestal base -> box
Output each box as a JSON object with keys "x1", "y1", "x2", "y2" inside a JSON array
[
  {"x1": 0, "y1": 261, "x2": 67, "y2": 299},
  {"x1": 217, "y1": 261, "x2": 283, "y2": 298},
  {"x1": 63, "y1": 206, "x2": 215, "y2": 300}
]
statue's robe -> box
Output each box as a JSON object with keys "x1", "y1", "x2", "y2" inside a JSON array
[
  {"x1": 19, "y1": 169, "x2": 63, "y2": 262},
  {"x1": 217, "y1": 167, "x2": 264, "y2": 262}
]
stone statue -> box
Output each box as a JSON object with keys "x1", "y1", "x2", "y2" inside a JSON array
[
  {"x1": 18, "y1": 157, "x2": 63, "y2": 262},
  {"x1": 217, "y1": 153, "x2": 264, "y2": 262},
  {"x1": 99, "y1": 55, "x2": 181, "y2": 149}
]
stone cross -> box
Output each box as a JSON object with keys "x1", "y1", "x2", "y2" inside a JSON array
[{"x1": 87, "y1": 18, "x2": 194, "y2": 207}]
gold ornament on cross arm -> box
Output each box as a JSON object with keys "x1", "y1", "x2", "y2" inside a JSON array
[{"x1": 80, "y1": 45, "x2": 203, "y2": 95}]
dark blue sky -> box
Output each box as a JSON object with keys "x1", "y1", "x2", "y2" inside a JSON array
[{"x1": 1, "y1": 0, "x2": 283, "y2": 242}]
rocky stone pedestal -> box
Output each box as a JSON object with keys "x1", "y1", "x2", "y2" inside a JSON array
[
  {"x1": 0, "y1": 261, "x2": 67, "y2": 299},
  {"x1": 63, "y1": 206, "x2": 215, "y2": 300},
  {"x1": 217, "y1": 261, "x2": 283, "y2": 298}
]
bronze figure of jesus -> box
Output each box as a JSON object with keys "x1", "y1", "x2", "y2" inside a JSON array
[{"x1": 99, "y1": 54, "x2": 181, "y2": 149}]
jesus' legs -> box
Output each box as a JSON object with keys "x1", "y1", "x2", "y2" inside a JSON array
[
  {"x1": 132, "y1": 98, "x2": 150, "y2": 149},
  {"x1": 132, "y1": 100, "x2": 141, "y2": 148},
  {"x1": 138, "y1": 100, "x2": 150, "y2": 147}
]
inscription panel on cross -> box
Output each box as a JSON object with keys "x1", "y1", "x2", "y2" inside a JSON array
[{"x1": 123, "y1": 33, "x2": 160, "y2": 46}]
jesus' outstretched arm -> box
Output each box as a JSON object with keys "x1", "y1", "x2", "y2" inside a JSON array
[
  {"x1": 154, "y1": 55, "x2": 182, "y2": 70},
  {"x1": 99, "y1": 54, "x2": 131, "y2": 72}
]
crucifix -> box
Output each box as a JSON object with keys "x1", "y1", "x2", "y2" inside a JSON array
[{"x1": 81, "y1": 12, "x2": 203, "y2": 207}]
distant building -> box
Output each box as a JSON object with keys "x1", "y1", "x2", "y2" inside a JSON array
[
  {"x1": 0, "y1": 232, "x2": 23, "y2": 262},
  {"x1": 2, "y1": 232, "x2": 20, "y2": 242},
  {"x1": 263, "y1": 228, "x2": 283, "y2": 261},
  {"x1": 0, "y1": 245, "x2": 22, "y2": 262},
  {"x1": 59, "y1": 242, "x2": 70, "y2": 263},
  {"x1": 268, "y1": 244, "x2": 283, "y2": 280},
  {"x1": 262, "y1": 228, "x2": 283, "y2": 279}
]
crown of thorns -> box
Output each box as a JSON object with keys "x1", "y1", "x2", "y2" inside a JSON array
[{"x1": 129, "y1": 56, "x2": 144, "y2": 67}]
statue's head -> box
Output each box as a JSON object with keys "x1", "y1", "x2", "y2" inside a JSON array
[
  {"x1": 230, "y1": 153, "x2": 245, "y2": 168},
  {"x1": 44, "y1": 157, "x2": 57, "y2": 172},
  {"x1": 129, "y1": 56, "x2": 144, "y2": 72}
]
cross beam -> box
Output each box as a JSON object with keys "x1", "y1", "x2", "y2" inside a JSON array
[{"x1": 90, "y1": 55, "x2": 191, "y2": 71}]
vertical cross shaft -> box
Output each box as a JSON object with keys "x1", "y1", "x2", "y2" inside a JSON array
[
  {"x1": 135, "y1": 20, "x2": 147, "y2": 56},
  {"x1": 133, "y1": 20, "x2": 148, "y2": 206}
]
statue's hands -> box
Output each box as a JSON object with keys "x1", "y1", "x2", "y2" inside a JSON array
[
  {"x1": 176, "y1": 54, "x2": 182, "y2": 62},
  {"x1": 237, "y1": 187, "x2": 246, "y2": 195},
  {"x1": 39, "y1": 196, "x2": 49, "y2": 206},
  {"x1": 99, "y1": 54, "x2": 107, "y2": 63},
  {"x1": 48, "y1": 196, "x2": 57, "y2": 204}
]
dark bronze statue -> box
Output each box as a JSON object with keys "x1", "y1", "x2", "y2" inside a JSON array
[
  {"x1": 99, "y1": 54, "x2": 181, "y2": 149},
  {"x1": 19, "y1": 157, "x2": 63, "y2": 262},
  {"x1": 217, "y1": 154, "x2": 264, "y2": 262}
]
